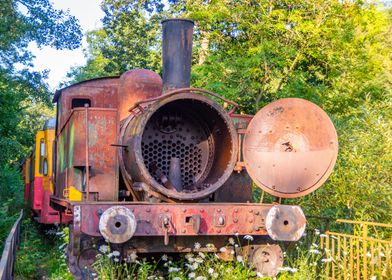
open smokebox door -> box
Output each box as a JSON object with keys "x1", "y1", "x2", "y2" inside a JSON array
[
  {"x1": 242, "y1": 98, "x2": 338, "y2": 198},
  {"x1": 120, "y1": 92, "x2": 238, "y2": 201}
]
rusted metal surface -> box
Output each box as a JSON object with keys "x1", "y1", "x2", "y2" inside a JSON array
[
  {"x1": 0, "y1": 210, "x2": 23, "y2": 280},
  {"x1": 99, "y1": 206, "x2": 137, "y2": 243},
  {"x1": 265, "y1": 205, "x2": 306, "y2": 241},
  {"x1": 118, "y1": 69, "x2": 163, "y2": 121},
  {"x1": 55, "y1": 108, "x2": 118, "y2": 201},
  {"x1": 55, "y1": 78, "x2": 119, "y2": 132},
  {"x1": 213, "y1": 172, "x2": 253, "y2": 202},
  {"x1": 242, "y1": 244, "x2": 284, "y2": 277},
  {"x1": 243, "y1": 98, "x2": 338, "y2": 198},
  {"x1": 121, "y1": 92, "x2": 238, "y2": 201},
  {"x1": 162, "y1": 19, "x2": 194, "y2": 92},
  {"x1": 73, "y1": 202, "x2": 304, "y2": 238}
]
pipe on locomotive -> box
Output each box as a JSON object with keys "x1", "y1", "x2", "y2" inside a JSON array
[{"x1": 162, "y1": 19, "x2": 194, "y2": 92}]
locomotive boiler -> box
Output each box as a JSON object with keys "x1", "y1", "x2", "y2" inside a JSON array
[{"x1": 26, "y1": 18, "x2": 338, "y2": 279}]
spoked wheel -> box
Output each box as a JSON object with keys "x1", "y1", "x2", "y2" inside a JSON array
[{"x1": 244, "y1": 244, "x2": 284, "y2": 277}]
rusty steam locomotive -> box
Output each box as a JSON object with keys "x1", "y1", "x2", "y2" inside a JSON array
[{"x1": 23, "y1": 19, "x2": 338, "y2": 278}]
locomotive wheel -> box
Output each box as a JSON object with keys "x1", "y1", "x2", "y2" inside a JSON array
[
  {"x1": 243, "y1": 244, "x2": 284, "y2": 277},
  {"x1": 67, "y1": 225, "x2": 98, "y2": 280}
]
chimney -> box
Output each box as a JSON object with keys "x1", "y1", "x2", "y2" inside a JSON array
[{"x1": 161, "y1": 19, "x2": 194, "y2": 92}]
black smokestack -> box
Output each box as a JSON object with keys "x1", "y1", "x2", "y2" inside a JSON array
[{"x1": 162, "y1": 19, "x2": 194, "y2": 92}]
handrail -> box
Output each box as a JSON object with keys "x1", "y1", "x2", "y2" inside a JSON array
[
  {"x1": 336, "y1": 219, "x2": 392, "y2": 228},
  {"x1": 0, "y1": 209, "x2": 23, "y2": 280}
]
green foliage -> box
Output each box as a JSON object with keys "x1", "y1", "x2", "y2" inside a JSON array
[
  {"x1": 0, "y1": 0, "x2": 82, "y2": 167},
  {"x1": 0, "y1": 165, "x2": 24, "y2": 251},
  {"x1": 15, "y1": 221, "x2": 72, "y2": 279}
]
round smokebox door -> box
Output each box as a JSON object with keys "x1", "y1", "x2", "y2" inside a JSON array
[{"x1": 243, "y1": 98, "x2": 338, "y2": 198}]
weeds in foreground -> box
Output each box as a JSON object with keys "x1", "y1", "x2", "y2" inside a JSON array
[{"x1": 15, "y1": 218, "x2": 72, "y2": 280}]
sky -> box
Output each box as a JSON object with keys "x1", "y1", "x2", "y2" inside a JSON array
[{"x1": 29, "y1": 0, "x2": 104, "y2": 90}]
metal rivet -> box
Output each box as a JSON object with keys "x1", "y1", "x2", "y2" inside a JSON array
[
  {"x1": 200, "y1": 209, "x2": 204, "y2": 213},
  {"x1": 182, "y1": 229, "x2": 186, "y2": 233},
  {"x1": 217, "y1": 209, "x2": 221, "y2": 213},
  {"x1": 145, "y1": 230, "x2": 150, "y2": 234},
  {"x1": 234, "y1": 209, "x2": 238, "y2": 213},
  {"x1": 217, "y1": 229, "x2": 221, "y2": 233},
  {"x1": 146, "y1": 208, "x2": 151, "y2": 213},
  {"x1": 182, "y1": 209, "x2": 186, "y2": 213},
  {"x1": 233, "y1": 218, "x2": 238, "y2": 223},
  {"x1": 249, "y1": 209, "x2": 253, "y2": 213},
  {"x1": 249, "y1": 219, "x2": 254, "y2": 223}
]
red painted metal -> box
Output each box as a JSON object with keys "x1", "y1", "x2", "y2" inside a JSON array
[
  {"x1": 32, "y1": 177, "x2": 43, "y2": 211},
  {"x1": 76, "y1": 202, "x2": 274, "y2": 237}
]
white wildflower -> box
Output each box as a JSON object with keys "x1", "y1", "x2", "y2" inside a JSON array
[
  {"x1": 192, "y1": 263, "x2": 199, "y2": 270},
  {"x1": 315, "y1": 229, "x2": 320, "y2": 235},
  {"x1": 219, "y1": 247, "x2": 227, "y2": 253},
  {"x1": 231, "y1": 250, "x2": 235, "y2": 255},
  {"x1": 195, "y1": 257, "x2": 204, "y2": 263},
  {"x1": 236, "y1": 255, "x2": 244, "y2": 263},
  {"x1": 228, "y1": 237, "x2": 235, "y2": 245},
  {"x1": 343, "y1": 251, "x2": 348, "y2": 256},
  {"x1": 173, "y1": 277, "x2": 181, "y2": 280},
  {"x1": 185, "y1": 263, "x2": 193, "y2": 270},
  {"x1": 379, "y1": 252, "x2": 385, "y2": 257},
  {"x1": 107, "y1": 253, "x2": 113, "y2": 258},
  {"x1": 366, "y1": 252, "x2": 372, "y2": 257},
  {"x1": 198, "y1": 252, "x2": 205, "y2": 259},
  {"x1": 112, "y1": 250, "x2": 120, "y2": 257},
  {"x1": 99, "y1": 245, "x2": 109, "y2": 254},
  {"x1": 321, "y1": 258, "x2": 333, "y2": 263},
  {"x1": 113, "y1": 257, "x2": 119, "y2": 262},
  {"x1": 206, "y1": 243, "x2": 215, "y2": 249},
  {"x1": 370, "y1": 276, "x2": 377, "y2": 280},
  {"x1": 195, "y1": 277, "x2": 206, "y2": 280},
  {"x1": 188, "y1": 272, "x2": 196, "y2": 278},
  {"x1": 168, "y1": 267, "x2": 180, "y2": 273},
  {"x1": 309, "y1": 249, "x2": 321, "y2": 255},
  {"x1": 234, "y1": 244, "x2": 239, "y2": 248},
  {"x1": 187, "y1": 257, "x2": 195, "y2": 263},
  {"x1": 161, "y1": 254, "x2": 168, "y2": 261},
  {"x1": 279, "y1": 267, "x2": 290, "y2": 272},
  {"x1": 128, "y1": 252, "x2": 138, "y2": 263},
  {"x1": 234, "y1": 232, "x2": 239, "y2": 236},
  {"x1": 185, "y1": 253, "x2": 193, "y2": 260},
  {"x1": 194, "y1": 242, "x2": 201, "y2": 249},
  {"x1": 208, "y1": 268, "x2": 214, "y2": 274},
  {"x1": 243, "y1": 235, "x2": 254, "y2": 241},
  {"x1": 212, "y1": 272, "x2": 218, "y2": 278},
  {"x1": 256, "y1": 272, "x2": 263, "y2": 278},
  {"x1": 279, "y1": 267, "x2": 298, "y2": 273}
]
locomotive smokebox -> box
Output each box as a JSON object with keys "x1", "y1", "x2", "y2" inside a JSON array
[
  {"x1": 162, "y1": 19, "x2": 194, "y2": 92},
  {"x1": 120, "y1": 92, "x2": 238, "y2": 201}
]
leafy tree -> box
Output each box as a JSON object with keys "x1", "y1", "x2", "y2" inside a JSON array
[{"x1": 0, "y1": 0, "x2": 82, "y2": 166}]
